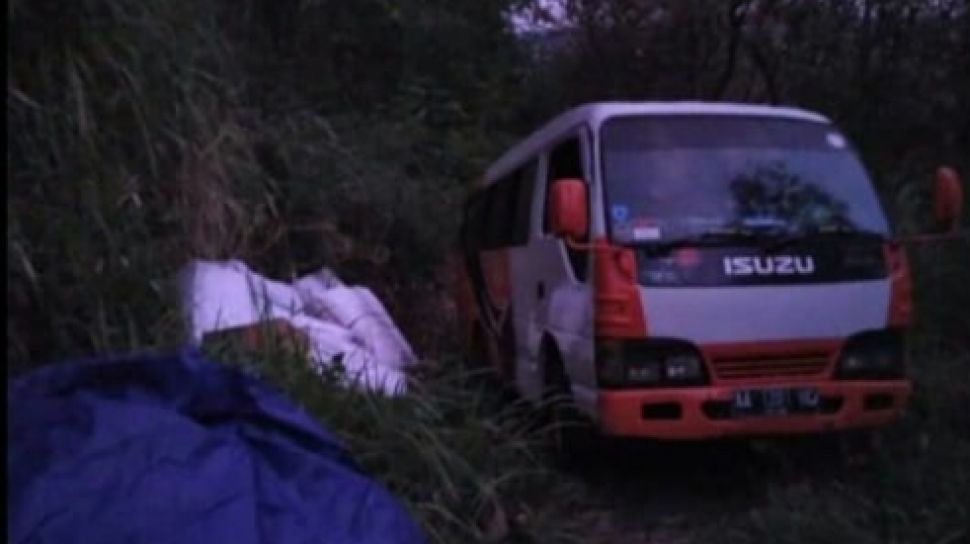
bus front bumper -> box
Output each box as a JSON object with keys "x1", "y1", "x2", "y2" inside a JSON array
[{"x1": 596, "y1": 380, "x2": 911, "y2": 440}]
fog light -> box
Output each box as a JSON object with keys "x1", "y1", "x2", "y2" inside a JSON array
[{"x1": 665, "y1": 353, "x2": 702, "y2": 381}]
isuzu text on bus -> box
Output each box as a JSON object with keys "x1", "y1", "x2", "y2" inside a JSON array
[{"x1": 454, "y1": 102, "x2": 964, "y2": 448}]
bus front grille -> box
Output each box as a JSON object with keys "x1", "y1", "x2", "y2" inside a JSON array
[{"x1": 710, "y1": 353, "x2": 831, "y2": 381}]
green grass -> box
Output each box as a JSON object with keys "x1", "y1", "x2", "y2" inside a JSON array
[
  {"x1": 193, "y1": 250, "x2": 970, "y2": 543},
  {"x1": 7, "y1": 1, "x2": 970, "y2": 542},
  {"x1": 705, "y1": 343, "x2": 970, "y2": 544},
  {"x1": 202, "y1": 335, "x2": 604, "y2": 544}
]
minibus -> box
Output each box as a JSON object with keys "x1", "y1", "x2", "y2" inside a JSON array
[{"x1": 454, "y1": 102, "x2": 963, "y2": 445}]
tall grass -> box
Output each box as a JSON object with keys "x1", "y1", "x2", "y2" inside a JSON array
[
  {"x1": 8, "y1": 5, "x2": 571, "y2": 539},
  {"x1": 7, "y1": 1, "x2": 970, "y2": 543},
  {"x1": 202, "y1": 334, "x2": 603, "y2": 544},
  {"x1": 7, "y1": 0, "x2": 255, "y2": 368},
  {"x1": 703, "y1": 341, "x2": 970, "y2": 544},
  {"x1": 6, "y1": 0, "x2": 498, "y2": 370}
]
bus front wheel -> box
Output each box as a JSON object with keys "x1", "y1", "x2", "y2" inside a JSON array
[{"x1": 541, "y1": 340, "x2": 596, "y2": 466}]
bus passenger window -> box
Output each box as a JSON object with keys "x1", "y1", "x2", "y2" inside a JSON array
[
  {"x1": 513, "y1": 162, "x2": 537, "y2": 246},
  {"x1": 483, "y1": 175, "x2": 519, "y2": 249}
]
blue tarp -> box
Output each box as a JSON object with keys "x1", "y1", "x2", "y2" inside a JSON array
[{"x1": 7, "y1": 349, "x2": 427, "y2": 544}]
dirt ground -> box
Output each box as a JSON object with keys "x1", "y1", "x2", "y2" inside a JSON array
[{"x1": 558, "y1": 435, "x2": 863, "y2": 543}]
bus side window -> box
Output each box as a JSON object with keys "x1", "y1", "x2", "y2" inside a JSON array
[
  {"x1": 464, "y1": 196, "x2": 485, "y2": 251},
  {"x1": 483, "y1": 174, "x2": 517, "y2": 250},
  {"x1": 513, "y1": 161, "x2": 537, "y2": 246},
  {"x1": 544, "y1": 137, "x2": 589, "y2": 281},
  {"x1": 543, "y1": 137, "x2": 584, "y2": 233},
  {"x1": 480, "y1": 185, "x2": 497, "y2": 250},
  {"x1": 501, "y1": 174, "x2": 521, "y2": 246},
  {"x1": 460, "y1": 192, "x2": 493, "y2": 325}
]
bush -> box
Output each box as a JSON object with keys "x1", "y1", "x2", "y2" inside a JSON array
[
  {"x1": 7, "y1": 1, "x2": 969, "y2": 542},
  {"x1": 6, "y1": 0, "x2": 521, "y2": 369}
]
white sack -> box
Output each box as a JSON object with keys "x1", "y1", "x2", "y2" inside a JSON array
[
  {"x1": 179, "y1": 260, "x2": 304, "y2": 343},
  {"x1": 288, "y1": 315, "x2": 407, "y2": 395},
  {"x1": 179, "y1": 260, "x2": 415, "y2": 396},
  {"x1": 308, "y1": 286, "x2": 417, "y2": 371}
]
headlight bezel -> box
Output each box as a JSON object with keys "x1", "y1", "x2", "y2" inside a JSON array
[
  {"x1": 595, "y1": 338, "x2": 708, "y2": 389},
  {"x1": 835, "y1": 329, "x2": 907, "y2": 380}
]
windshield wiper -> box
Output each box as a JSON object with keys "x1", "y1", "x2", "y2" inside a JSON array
[
  {"x1": 764, "y1": 226, "x2": 886, "y2": 253},
  {"x1": 639, "y1": 228, "x2": 773, "y2": 256}
]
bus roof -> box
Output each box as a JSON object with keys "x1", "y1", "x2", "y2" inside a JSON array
[{"x1": 484, "y1": 101, "x2": 832, "y2": 183}]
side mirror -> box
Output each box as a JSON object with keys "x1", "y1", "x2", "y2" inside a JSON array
[
  {"x1": 548, "y1": 178, "x2": 588, "y2": 240},
  {"x1": 934, "y1": 166, "x2": 964, "y2": 233}
]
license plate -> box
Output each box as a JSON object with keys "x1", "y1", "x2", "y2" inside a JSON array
[{"x1": 731, "y1": 387, "x2": 820, "y2": 417}]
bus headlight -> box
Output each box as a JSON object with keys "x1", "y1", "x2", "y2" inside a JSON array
[
  {"x1": 596, "y1": 339, "x2": 707, "y2": 388},
  {"x1": 836, "y1": 329, "x2": 905, "y2": 379},
  {"x1": 664, "y1": 353, "x2": 703, "y2": 382},
  {"x1": 627, "y1": 360, "x2": 662, "y2": 385}
]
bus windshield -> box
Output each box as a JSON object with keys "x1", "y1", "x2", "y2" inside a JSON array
[{"x1": 600, "y1": 115, "x2": 890, "y2": 245}]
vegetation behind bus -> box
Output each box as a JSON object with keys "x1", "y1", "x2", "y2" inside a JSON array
[{"x1": 7, "y1": 0, "x2": 969, "y2": 542}]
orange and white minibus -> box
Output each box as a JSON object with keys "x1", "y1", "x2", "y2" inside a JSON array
[{"x1": 454, "y1": 102, "x2": 963, "y2": 444}]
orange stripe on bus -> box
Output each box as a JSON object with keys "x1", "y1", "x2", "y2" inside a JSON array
[
  {"x1": 883, "y1": 242, "x2": 912, "y2": 328},
  {"x1": 593, "y1": 237, "x2": 648, "y2": 338}
]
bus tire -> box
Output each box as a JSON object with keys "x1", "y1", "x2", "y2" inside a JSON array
[
  {"x1": 541, "y1": 339, "x2": 596, "y2": 466},
  {"x1": 499, "y1": 314, "x2": 516, "y2": 381},
  {"x1": 468, "y1": 322, "x2": 489, "y2": 370}
]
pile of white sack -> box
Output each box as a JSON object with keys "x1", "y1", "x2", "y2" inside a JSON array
[{"x1": 179, "y1": 260, "x2": 417, "y2": 396}]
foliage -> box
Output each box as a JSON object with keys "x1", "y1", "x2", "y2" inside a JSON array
[
  {"x1": 517, "y1": 0, "x2": 970, "y2": 176},
  {"x1": 6, "y1": 0, "x2": 524, "y2": 369},
  {"x1": 203, "y1": 335, "x2": 602, "y2": 544},
  {"x1": 6, "y1": 0, "x2": 970, "y2": 542}
]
